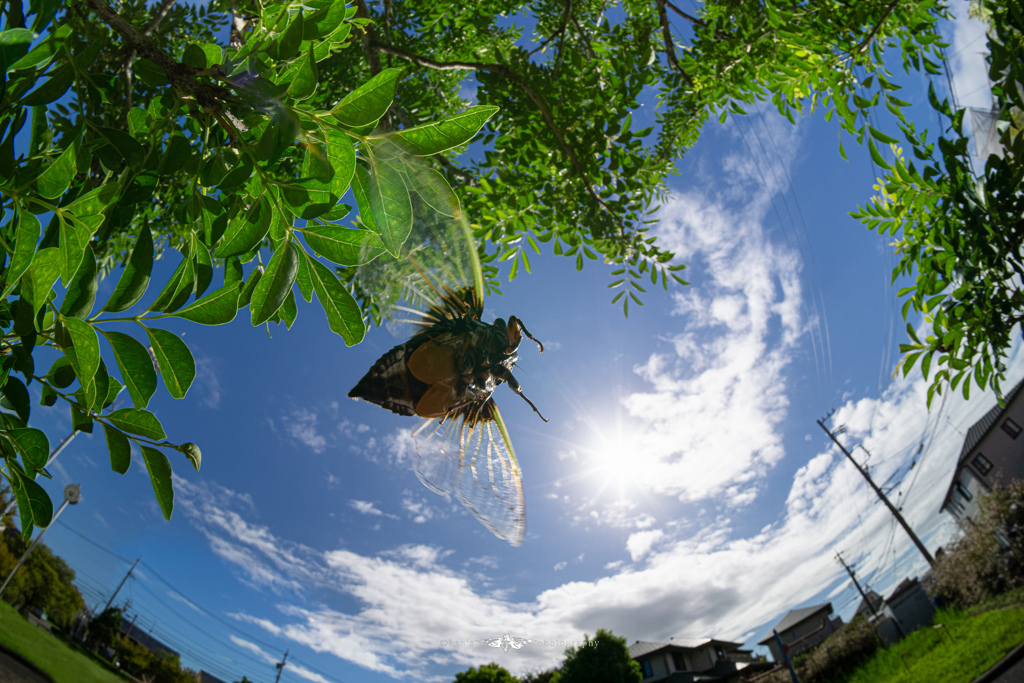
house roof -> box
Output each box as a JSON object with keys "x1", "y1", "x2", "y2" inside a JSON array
[
  {"x1": 757, "y1": 603, "x2": 833, "y2": 644},
  {"x1": 854, "y1": 590, "x2": 884, "y2": 619},
  {"x1": 629, "y1": 638, "x2": 740, "y2": 659},
  {"x1": 121, "y1": 616, "x2": 179, "y2": 657},
  {"x1": 887, "y1": 577, "x2": 920, "y2": 602},
  {"x1": 940, "y1": 378, "x2": 1024, "y2": 512},
  {"x1": 655, "y1": 660, "x2": 774, "y2": 683}
]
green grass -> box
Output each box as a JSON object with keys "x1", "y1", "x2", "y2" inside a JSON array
[
  {"x1": 0, "y1": 601, "x2": 128, "y2": 683},
  {"x1": 843, "y1": 605, "x2": 1024, "y2": 683}
]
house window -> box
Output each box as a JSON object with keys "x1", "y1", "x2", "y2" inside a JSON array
[
  {"x1": 973, "y1": 453, "x2": 993, "y2": 476},
  {"x1": 716, "y1": 646, "x2": 725, "y2": 659},
  {"x1": 672, "y1": 652, "x2": 688, "y2": 671},
  {"x1": 641, "y1": 660, "x2": 653, "y2": 678},
  {"x1": 1001, "y1": 418, "x2": 1022, "y2": 439},
  {"x1": 957, "y1": 482, "x2": 973, "y2": 501}
]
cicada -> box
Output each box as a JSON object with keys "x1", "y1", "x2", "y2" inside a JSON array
[{"x1": 348, "y1": 189, "x2": 546, "y2": 546}]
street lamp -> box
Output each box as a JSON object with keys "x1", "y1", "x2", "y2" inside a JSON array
[{"x1": 0, "y1": 484, "x2": 82, "y2": 599}]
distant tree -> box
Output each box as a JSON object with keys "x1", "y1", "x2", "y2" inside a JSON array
[
  {"x1": 931, "y1": 479, "x2": 1024, "y2": 608},
  {"x1": 454, "y1": 662, "x2": 519, "y2": 683},
  {"x1": 89, "y1": 606, "x2": 124, "y2": 650},
  {"x1": 0, "y1": 531, "x2": 84, "y2": 627},
  {"x1": 234, "y1": 677, "x2": 256, "y2": 683},
  {"x1": 520, "y1": 669, "x2": 559, "y2": 683},
  {"x1": 553, "y1": 629, "x2": 641, "y2": 683}
]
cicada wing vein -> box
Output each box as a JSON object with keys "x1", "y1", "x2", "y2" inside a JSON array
[{"x1": 412, "y1": 401, "x2": 525, "y2": 546}]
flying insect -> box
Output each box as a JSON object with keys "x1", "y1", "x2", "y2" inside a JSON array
[{"x1": 348, "y1": 169, "x2": 546, "y2": 546}]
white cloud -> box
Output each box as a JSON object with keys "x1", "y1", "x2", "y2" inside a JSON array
[
  {"x1": 195, "y1": 356, "x2": 222, "y2": 410},
  {"x1": 947, "y1": 4, "x2": 991, "y2": 111},
  {"x1": 350, "y1": 500, "x2": 384, "y2": 516},
  {"x1": 626, "y1": 529, "x2": 665, "y2": 562},
  {"x1": 286, "y1": 407, "x2": 329, "y2": 453}
]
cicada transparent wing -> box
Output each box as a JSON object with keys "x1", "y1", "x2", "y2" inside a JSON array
[
  {"x1": 354, "y1": 141, "x2": 485, "y2": 339},
  {"x1": 413, "y1": 401, "x2": 525, "y2": 546}
]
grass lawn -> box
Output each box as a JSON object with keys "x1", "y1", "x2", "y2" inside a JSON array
[
  {"x1": 0, "y1": 601, "x2": 127, "y2": 683},
  {"x1": 843, "y1": 604, "x2": 1024, "y2": 683}
]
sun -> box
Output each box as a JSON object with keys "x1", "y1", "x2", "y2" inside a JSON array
[{"x1": 576, "y1": 415, "x2": 656, "y2": 498}]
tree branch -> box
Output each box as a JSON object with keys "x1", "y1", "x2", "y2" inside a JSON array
[
  {"x1": 85, "y1": 0, "x2": 231, "y2": 115},
  {"x1": 854, "y1": 0, "x2": 902, "y2": 54},
  {"x1": 528, "y1": 0, "x2": 573, "y2": 57},
  {"x1": 655, "y1": 0, "x2": 692, "y2": 86},
  {"x1": 372, "y1": 41, "x2": 620, "y2": 228}
]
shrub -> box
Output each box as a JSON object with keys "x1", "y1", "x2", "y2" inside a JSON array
[
  {"x1": 931, "y1": 480, "x2": 1024, "y2": 609},
  {"x1": 748, "y1": 618, "x2": 879, "y2": 683}
]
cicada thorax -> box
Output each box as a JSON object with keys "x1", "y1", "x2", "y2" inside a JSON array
[{"x1": 350, "y1": 315, "x2": 523, "y2": 420}]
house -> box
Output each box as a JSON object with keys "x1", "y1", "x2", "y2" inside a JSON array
[
  {"x1": 882, "y1": 577, "x2": 934, "y2": 636},
  {"x1": 756, "y1": 603, "x2": 842, "y2": 662},
  {"x1": 852, "y1": 590, "x2": 884, "y2": 621},
  {"x1": 940, "y1": 379, "x2": 1024, "y2": 523},
  {"x1": 630, "y1": 637, "x2": 771, "y2": 682},
  {"x1": 199, "y1": 672, "x2": 229, "y2": 683}
]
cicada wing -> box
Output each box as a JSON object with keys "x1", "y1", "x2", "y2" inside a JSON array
[
  {"x1": 355, "y1": 140, "x2": 485, "y2": 338},
  {"x1": 412, "y1": 415, "x2": 462, "y2": 496},
  {"x1": 412, "y1": 402, "x2": 525, "y2": 546}
]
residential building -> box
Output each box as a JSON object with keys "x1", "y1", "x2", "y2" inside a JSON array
[
  {"x1": 199, "y1": 672, "x2": 229, "y2": 683},
  {"x1": 852, "y1": 590, "x2": 885, "y2": 621},
  {"x1": 630, "y1": 637, "x2": 771, "y2": 682},
  {"x1": 940, "y1": 379, "x2": 1024, "y2": 523},
  {"x1": 756, "y1": 603, "x2": 842, "y2": 663},
  {"x1": 882, "y1": 577, "x2": 934, "y2": 636}
]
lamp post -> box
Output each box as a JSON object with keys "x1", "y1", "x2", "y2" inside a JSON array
[{"x1": 0, "y1": 484, "x2": 81, "y2": 599}]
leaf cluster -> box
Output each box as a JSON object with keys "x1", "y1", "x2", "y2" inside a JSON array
[
  {"x1": 311, "y1": 0, "x2": 948, "y2": 313},
  {"x1": 852, "y1": 0, "x2": 1024, "y2": 404},
  {"x1": 0, "y1": 0, "x2": 495, "y2": 533}
]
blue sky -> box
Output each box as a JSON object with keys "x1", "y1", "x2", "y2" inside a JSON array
[{"x1": 25, "y1": 4, "x2": 1022, "y2": 682}]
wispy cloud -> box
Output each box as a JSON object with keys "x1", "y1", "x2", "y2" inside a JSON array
[{"x1": 194, "y1": 356, "x2": 222, "y2": 410}]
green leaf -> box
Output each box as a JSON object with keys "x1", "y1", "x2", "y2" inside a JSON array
[
  {"x1": 277, "y1": 9, "x2": 304, "y2": 60},
  {"x1": 60, "y1": 214, "x2": 99, "y2": 284},
  {"x1": 287, "y1": 44, "x2": 318, "y2": 100},
  {"x1": 1, "y1": 376, "x2": 30, "y2": 423},
  {"x1": 358, "y1": 157, "x2": 411, "y2": 256},
  {"x1": 251, "y1": 241, "x2": 299, "y2": 325},
  {"x1": 7, "y1": 428, "x2": 49, "y2": 473},
  {"x1": 96, "y1": 126, "x2": 146, "y2": 168},
  {"x1": 20, "y1": 62, "x2": 74, "y2": 105},
  {"x1": 16, "y1": 472, "x2": 53, "y2": 528},
  {"x1": 147, "y1": 250, "x2": 196, "y2": 314},
  {"x1": 404, "y1": 161, "x2": 460, "y2": 217},
  {"x1": 101, "y1": 330, "x2": 157, "y2": 409},
  {"x1": 301, "y1": 224, "x2": 384, "y2": 265},
  {"x1": 63, "y1": 316, "x2": 101, "y2": 387},
  {"x1": 144, "y1": 328, "x2": 196, "y2": 399},
  {"x1": 331, "y1": 67, "x2": 401, "y2": 127},
  {"x1": 173, "y1": 283, "x2": 241, "y2": 325},
  {"x1": 102, "y1": 423, "x2": 131, "y2": 474},
  {"x1": 59, "y1": 244, "x2": 97, "y2": 319},
  {"x1": 2, "y1": 210, "x2": 40, "y2": 298},
  {"x1": 280, "y1": 289, "x2": 297, "y2": 330},
  {"x1": 106, "y1": 408, "x2": 166, "y2": 440},
  {"x1": 36, "y1": 134, "x2": 78, "y2": 199},
  {"x1": 868, "y1": 138, "x2": 890, "y2": 170},
  {"x1": 70, "y1": 401, "x2": 93, "y2": 433},
  {"x1": 303, "y1": 252, "x2": 364, "y2": 345},
  {"x1": 141, "y1": 446, "x2": 174, "y2": 520},
  {"x1": 216, "y1": 196, "x2": 271, "y2": 258},
  {"x1": 388, "y1": 105, "x2": 498, "y2": 155},
  {"x1": 102, "y1": 225, "x2": 153, "y2": 312},
  {"x1": 21, "y1": 247, "x2": 60, "y2": 321}
]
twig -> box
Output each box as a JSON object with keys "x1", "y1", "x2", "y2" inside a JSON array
[
  {"x1": 854, "y1": 0, "x2": 902, "y2": 54},
  {"x1": 372, "y1": 41, "x2": 619, "y2": 223},
  {"x1": 528, "y1": 0, "x2": 573, "y2": 57}
]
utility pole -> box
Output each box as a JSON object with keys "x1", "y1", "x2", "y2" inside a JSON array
[
  {"x1": 818, "y1": 418, "x2": 935, "y2": 566},
  {"x1": 835, "y1": 553, "x2": 880, "y2": 620},
  {"x1": 102, "y1": 557, "x2": 141, "y2": 613},
  {"x1": 274, "y1": 649, "x2": 289, "y2": 683}
]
